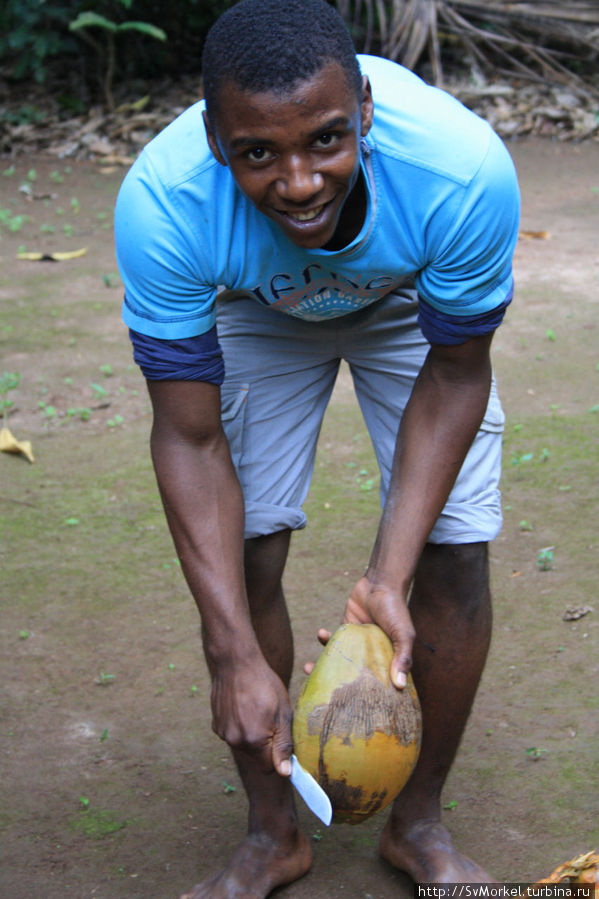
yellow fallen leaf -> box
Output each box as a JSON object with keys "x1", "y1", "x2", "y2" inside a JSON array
[
  {"x1": 115, "y1": 95, "x2": 150, "y2": 114},
  {"x1": 50, "y1": 248, "x2": 88, "y2": 261},
  {"x1": 17, "y1": 247, "x2": 88, "y2": 262},
  {"x1": 98, "y1": 154, "x2": 134, "y2": 166},
  {"x1": 518, "y1": 229, "x2": 551, "y2": 240},
  {"x1": 0, "y1": 426, "x2": 34, "y2": 463}
]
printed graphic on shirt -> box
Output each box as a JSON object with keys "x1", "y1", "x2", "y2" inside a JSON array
[{"x1": 251, "y1": 264, "x2": 411, "y2": 320}]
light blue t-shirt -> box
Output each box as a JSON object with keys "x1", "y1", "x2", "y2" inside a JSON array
[{"x1": 115, "y1": 54, "x2": 520, "y2": 341}]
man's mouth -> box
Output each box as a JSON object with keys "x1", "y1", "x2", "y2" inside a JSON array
[{"x1": 284, "y1": 203, "x2": 326, "y2": 223}]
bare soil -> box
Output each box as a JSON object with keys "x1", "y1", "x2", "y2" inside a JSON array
[{"x1": 1, "y1": 136, "x2": 598, "y2": 899}]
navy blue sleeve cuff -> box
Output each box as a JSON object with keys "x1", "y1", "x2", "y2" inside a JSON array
[
  {"x1": 417, "y1": 289, "x2": 513, "y2": 346},
  {"x1": 129, "y1": 325, "x2": 225, "y2": 384}
]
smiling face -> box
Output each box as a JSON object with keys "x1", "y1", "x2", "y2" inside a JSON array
[{"x1": 203, "y1": 62, "x2": 374, "y2": 249}]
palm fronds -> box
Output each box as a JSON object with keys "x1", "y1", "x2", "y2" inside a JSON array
[{"x1": 336, "y1": 0, "x2": 599, "y2": 93}]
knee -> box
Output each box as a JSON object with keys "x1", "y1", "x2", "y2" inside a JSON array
[{"x1": 413, "y1": 542, "x2": 490, "y2": 617}]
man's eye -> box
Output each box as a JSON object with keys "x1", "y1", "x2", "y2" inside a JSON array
[
  {"x1": 315, "y1": 132, "x2": 339, "y2": 148},
  {"x1": 246, "y1": 147, "x2": 272, "y2": 161}
]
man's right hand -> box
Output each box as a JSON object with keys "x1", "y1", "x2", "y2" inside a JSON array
[
  {"x1": 210, "y1": 654, "x2": 294, "y2": 777},
  {"x1": 147, "y1": 378, "x2": 293, "y2": 779}
]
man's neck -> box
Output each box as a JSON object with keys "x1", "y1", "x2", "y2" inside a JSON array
[{"x1": 323, "y1": 169, "x2": 367, "y2": 252}]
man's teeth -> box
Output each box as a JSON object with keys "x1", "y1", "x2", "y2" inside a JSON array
[{"x1": 290, "y1": 205, "x2": 324, "y2": 222}]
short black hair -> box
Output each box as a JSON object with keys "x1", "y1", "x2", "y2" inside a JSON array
[{"x1": 202, "y1": 0, "x2": 362, "y2": 124}]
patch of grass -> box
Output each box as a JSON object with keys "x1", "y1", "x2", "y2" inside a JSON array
[{"x1": 69, "y1": 808, "x2": 129, "y2": 839}]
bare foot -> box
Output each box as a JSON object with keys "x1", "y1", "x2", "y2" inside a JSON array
[
  {"x1": 380, "y1": 816, "x2": 494, "y2": 884},
  {"x1": 179, "y1": 830, "x2": 312, "y2": 899}
]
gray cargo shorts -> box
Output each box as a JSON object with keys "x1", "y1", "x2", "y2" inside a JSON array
[{"x1": 216, "y1": 289, "x2": 504, "y2": 542}]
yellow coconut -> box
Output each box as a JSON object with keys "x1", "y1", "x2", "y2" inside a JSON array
[{"x1": 293, "y1": 622, "x2": 421, "y2": 824}]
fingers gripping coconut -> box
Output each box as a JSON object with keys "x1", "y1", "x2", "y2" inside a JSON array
[{"x1": 345, "y1": 574, "x2": 416, "y2": 689}]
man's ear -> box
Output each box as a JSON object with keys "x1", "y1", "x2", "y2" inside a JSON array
[
  {"x1": 202, "y1": 109, "x2": 227, "y2": 166},
  {"x1": 360, "y1": 75, "x2": 374, "y2": 138}
]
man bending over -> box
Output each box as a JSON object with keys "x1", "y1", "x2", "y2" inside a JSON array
[{"x1": 115, "y1": 0, "x2": 520, "y2": 895}]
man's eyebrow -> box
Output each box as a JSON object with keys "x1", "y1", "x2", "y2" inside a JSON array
[
  {"x1": 229, "y1": 135, "x2": 275, "y2": 151},
  {"x1": 307, "y1": 115, "x2": 352, "y2": 138}
]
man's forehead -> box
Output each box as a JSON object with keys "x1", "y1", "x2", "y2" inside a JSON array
[{"x1": 215, "y1": 60, "x2": 360, "y2": 115}]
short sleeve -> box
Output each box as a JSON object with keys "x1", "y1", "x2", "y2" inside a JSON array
[
  {"x1": 416, "y1": 130, "x2": 520, "y2": 318},
  {"x1": 115, "y1": 155, "x2": 217, "y2": 339}
]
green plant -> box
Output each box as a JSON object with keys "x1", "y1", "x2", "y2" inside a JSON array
[
  {"x1": 66, "y1": 407, "x2": 92, "y2": 422},
  {"x1": 0, "y1": 371, "x2": 21, "y2": 424},
  {"x1": 0, "y1": 208, "x2": 29, "y2": 233},
  {"x1": 38, "y1": 400, "x2": 57, "y2": 423},
  {"x1": 511, "y1": 450, "x2": 533, "y2": 467},
  {"x1": 525, "y1": 747, "x2": 548, "y2": 760},
  {"x1": 1, "y1": 105, "x2": 46, "y2": 126},
  {"x1": 90, "y1": 382, "x2": 108, "y2": 399},
  {"x1": 69, "y1": 1, "x2": 167, "y2": 111},
  {"x1": 537, "y1": 547, "x2": 554, "y2": 571},
  {"x1": 0, "y1": 0, "x2": 77, "y2": 83}
]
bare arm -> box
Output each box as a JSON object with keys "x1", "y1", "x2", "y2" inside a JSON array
[
  {"x1": 345, "y1": 333, "x2": 494, "y2": 684},
  {"x1": 147, "y1": 379, "x2": 293, "y2": 774}
]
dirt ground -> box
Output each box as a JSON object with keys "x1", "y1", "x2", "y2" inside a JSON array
[{"x1": 1, "y1": 136, "x2": 598, "y2": 899}]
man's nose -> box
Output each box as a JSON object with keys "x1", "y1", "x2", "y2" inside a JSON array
[{"x1": 276, "y1": 155, "x2": 324, "y2": 203}]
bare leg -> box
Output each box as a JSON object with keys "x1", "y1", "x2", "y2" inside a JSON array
[
  {"x1": 181, "y1": 531, "x2": 311, "y2": 899},
  {"x1": 380, "y1": 542, "x2": 494, "y2": 884}
]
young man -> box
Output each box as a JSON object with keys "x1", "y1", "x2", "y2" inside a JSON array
[{"x1": 115, "y1": 0, "x2": 520, "y2": 895}]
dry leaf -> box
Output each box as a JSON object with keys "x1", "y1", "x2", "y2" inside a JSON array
[
  {"x1": 0, "y1": 427, "x2": 34, "y2": 463},
  {"x1": 519, "y1": 230, "x2": 551, "y2": 240},
  {"x1": 563, "y1": 605, "x2": 593, "y2": 621},
  {"x1": 98, "y1": 154, "x2": 135, "y2": 166},
  {"x1": 17, "y1": 247, "x2": 88, "y2": 262}
]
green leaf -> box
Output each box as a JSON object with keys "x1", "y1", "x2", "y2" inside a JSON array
[
  {"x1": 70, "y1": 12, "x2": 118, "y2": 33},
  {"x1": 525, "y1": 747, "x2": 548, "y2": 760},
  {"x1": 116, "y1": 21, "x2": 167, "y2": 41}
]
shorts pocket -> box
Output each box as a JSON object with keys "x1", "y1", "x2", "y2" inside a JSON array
[{"x1": 220, "y1": 382, "x2": 249, "y2": 467}]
